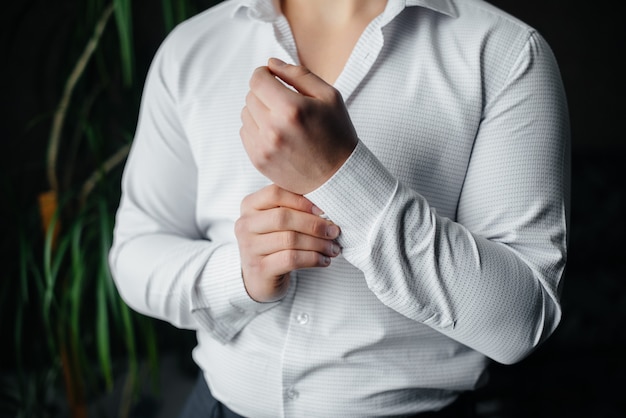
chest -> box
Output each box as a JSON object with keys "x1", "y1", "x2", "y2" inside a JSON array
[{"x1": 179, "y1": 19, "x2": 483, "y2": 226}]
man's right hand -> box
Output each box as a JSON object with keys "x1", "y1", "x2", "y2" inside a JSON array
[{"x1": 234, "y1": 184, "x2": 341, "y2": 303}]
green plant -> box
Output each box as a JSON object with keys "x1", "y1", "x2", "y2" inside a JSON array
[{"x1": 2, "y1": 1, "x2": 222, "y2": 417}]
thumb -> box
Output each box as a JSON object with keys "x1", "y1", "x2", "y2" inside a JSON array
[{"x1": 267, "y1": 58, "x2": 330, "y2": 99}]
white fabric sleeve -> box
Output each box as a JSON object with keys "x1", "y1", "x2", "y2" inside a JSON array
[
  {"x1": 306, "y1": 31, "x2": 570, "y2": 365},
  {"x1": 108, "y1": 35, "x2": 277, "y2": 343}
]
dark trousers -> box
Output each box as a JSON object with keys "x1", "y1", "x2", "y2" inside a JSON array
[
  {"x1": 178, "y1": 372, "x2": 475, "y2": 418},
  {"x1": 178, "y1": 373, "x2": 244, "y2": 418}
]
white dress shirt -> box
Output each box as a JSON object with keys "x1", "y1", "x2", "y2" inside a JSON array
[{"x1": 109, "y1": 0, "x2": 570, "y2": 416}]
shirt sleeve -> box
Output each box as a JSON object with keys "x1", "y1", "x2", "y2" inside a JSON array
[
  {"x1": 108, "y1": 33, "x2": 277, "y2": 343},
  {"x1": 306, "y1": 31, "x2": 570, "y2": 365}
]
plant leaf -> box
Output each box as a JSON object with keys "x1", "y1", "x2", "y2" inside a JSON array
[
  {"x1": 113, "y1": 0, "x2": 134, "y2": 86},
  {"x1": 96, "y1": 270, "x2": 113, "y2": 391},
  {"x1": 161, "y1": 0, "x2": 175, "y2": 33}
]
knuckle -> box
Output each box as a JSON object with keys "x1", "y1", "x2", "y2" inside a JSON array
[
  {"x1": 249, "y1": 67, "x2": 265, "y2": 88},
  {"x1": 241, "y1": 256, "x2": 257, "y2": 275},
  {"x1": 266, "y1": 126, "x2": 282, "y2": 147},
  {"x1": 268, "y1": 184, "x2": 282, "y2": 201},
  {"x1": 281, "y1": 250, "x2": 299, "y2": 270},
  {"x1": 294, "y1": 65, "x2": 311, "y2": 78},
  {"x1": 296, "y1": 194, "x2": 312, "y2": 211},
  {"x1": 310, "y1": 218, "x2": 326, "y2": 237},
  {"x1": 282, "y1": 231, "x2": 298, "y2": 249},
  {"x1": 282, "y1": 103, "x2": 302, "y2": 125},
  {"x1": 258, "y1": 146, "x2": 274, "y2": 165},
  {"x1": 240, "y1": 193, "x2": 253, "y2": 212},
  {"x1": 234, "y1": 217, "x2": 247, "y2": 237},
  {"x1": 321, "y1": 85, "x2": 342, "y2": 105},
  {"x1": 271, "y1": 208, "x2": 288, "y2": 229}
]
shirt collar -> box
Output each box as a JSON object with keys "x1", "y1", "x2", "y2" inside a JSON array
[
  {"x1": 405, "y1": 0, "x2": 457, "y2": 17},
  {"x1": 231, "y1": 0, "x2": 458, "y2": 22},
  {"x1": 232, "y1": 0, "x2": 281, "y2": 21}
]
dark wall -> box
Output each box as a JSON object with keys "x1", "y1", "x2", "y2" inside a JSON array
[
  {"x1": 491, "y1": 0, "x2": 623, "y2": 151},
  {"x1": 1, "y1": 1, "x2": 624, "y2": 417}
]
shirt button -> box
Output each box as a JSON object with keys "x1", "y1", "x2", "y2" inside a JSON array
[
  {"x1": 286, "y1": 387, "x2": 299, "y2": 400},
  {"x1": 296, "y1": 313, "x2": 309, "y2": 325}
]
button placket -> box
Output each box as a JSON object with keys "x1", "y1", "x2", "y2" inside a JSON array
[
  {"x1": 332, "y1": 16, "x2": 384, "y2": 102},
  {"x1": 280, "y1": 270, "x2": 318, "y2": 415}
]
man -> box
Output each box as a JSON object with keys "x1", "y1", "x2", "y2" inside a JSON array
[{"x1": 108, "y1": 0, "x2": 570, "y2": 416}]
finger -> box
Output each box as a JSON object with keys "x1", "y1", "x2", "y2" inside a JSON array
[
  {"x1": 241, "y1": 103, "x2": 259, "y2": 130},
  {"x1": 249, "y1": 65, "x2": 300, "y2": 109},
  {"x1": 244, "y1": 90, "x2": 270, "y2": 130},
  {"x1": 239, "y1": 106, "x2": 259, "y2": 159},
  {"x1": 241, "y1": 184, "x2": 323, "y2": 214},
  {"x1": 255, "y1": 231, "x2": 341, "y2": 257},
  {"x1": 261, "y1": 249, "x2": 332, "y2": 276},
  {"x1": 267, "y1": 57, "x2": 334, "y2": 100},
  {"x1": 245, "y1": 206, "x2": 340, "y2": 239}
]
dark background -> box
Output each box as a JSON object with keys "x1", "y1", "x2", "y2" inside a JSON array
[{"x1": 1, "y1": 1, "x2": 624, "y2": 417}]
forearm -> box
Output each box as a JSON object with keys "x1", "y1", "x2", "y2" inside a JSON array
[
  {"x1": 306, "y1": 141, "x2": 567, "y2": 364},
  {"x1": 364, "y1": 185, "x2": 564, "y2": 364},
  {"x1": 109, "y1": 227, "x2": 274, "y2": 342},
  {"x1": 109, "y1": 232, "x2": 213, "y2": 329}
]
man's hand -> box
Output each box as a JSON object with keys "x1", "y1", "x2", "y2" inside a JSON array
[
  {"x1": 240, "y1": 58, "x2": 358, "y2": 195},
  {"x1": 235, "y1": 185, "x2": 342, "y2": 303}
]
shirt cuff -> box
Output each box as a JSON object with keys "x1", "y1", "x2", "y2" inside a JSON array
[
  {"x1": 192, "y1": 242, "x2": 279, "y2": 342},
  {"x1": 305, "y1": 140, "x2": 398, "y2": 252}
]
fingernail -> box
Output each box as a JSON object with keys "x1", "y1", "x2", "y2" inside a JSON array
[
  {"x1": 331, "y1": 243, "x2": 341, "y2": 256},
  {"x1": 326, "y1": 225, "x2": 340, "y2": 238},
  {"x1": 312, "y1": 205, "x2": 324, "y2": 215},
  {"x1": 322, "y1": 256, "x2": 331, "y2": 265},
  {"x1": 270, "y1": 57, "x2": 287, "y2": 67}
]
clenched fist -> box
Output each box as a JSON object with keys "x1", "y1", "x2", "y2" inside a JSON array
[{"x1": 240, "y1": 58, "x2": 358, "y2": 195}]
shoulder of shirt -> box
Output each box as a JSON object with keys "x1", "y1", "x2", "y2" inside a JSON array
[{"x1": 451, "y1": 0, "x2": 538, "y2": 37}]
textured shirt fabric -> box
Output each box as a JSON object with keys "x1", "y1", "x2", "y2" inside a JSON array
[{"x1": 108, "y1": 0, "x2": 570, "y2": 416}]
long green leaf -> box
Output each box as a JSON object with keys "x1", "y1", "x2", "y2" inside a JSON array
[
  {"x1": 119, "y1": 298, "x2": 137, "y2": 392},
  {"x1": 69, "y1": 216, "x2": 86, "y2": 361},
  {"x1": 96, "y1": 270, "x2": 113, "y2": 390},
  {"x1": 161, "y1": 0, "x2": 175, "y2": 33},
  {"x1": 94, "y1": 195, "x2": 124, "y2": 392},
  {"x1": 96, "y1": 198, "x2": 121, "y2": 324},
  {"x1": 176, "y1": 0, "x2": 189, "y2": 24},
  {"x1": 113, "y1": 0, "x2": 134, "y2": 86},
  {"x1": 42, "y1": 211, "x2": 70, "y2": 357},
  {"x1": 47, "y1": 3, "x2": 114, "y2": 193},
  {"x1": 42, "y1": 208, "x2": 60, "y2": 292}
]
